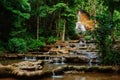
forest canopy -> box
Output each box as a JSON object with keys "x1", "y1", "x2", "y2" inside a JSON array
[{"x1": 0, "y1": 0, "x2": 120, "y2": 56}]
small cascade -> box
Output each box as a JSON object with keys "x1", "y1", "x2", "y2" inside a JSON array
[
  {"x1": 86, "y1": 52, "x2": 99, "y2": 66},
  {"x1": 24, "y1": 56, "x2": 27, "y2": 60},
  {"x1": 53, "y1": 57, "x2": 60, "y2": 65},
  {"x1": 70, "y1": 51, "x2": 77, "y2": 55},
  {"x1": 48, "y1": 34, "x2": 99, "y2": 65},
  {"x1": 65, "y1": 41, "x2": 69, "y2": 48},
  {"x1": 52, "y1": 70, "x2": 63, "y2": 79},
  {"x1": 95, "y1": 56, "x2": 100, "y2": 66},
  {"x1": 33, "y1": 56, "x2": 36, "y2": 61},
  {"x1": 44, "y1": 56, "x2": 47, "y2": 61},
  {"x1": 88, "y1": 58, "x2": 92, "y2": 67},
  {"x1": 58, "y1": 45, "x2": 61, "y2": 49},
  {"x1": 79, "y1": 41, "x2": 84, "y2": 46},
  {"x1": 78, "y1": 40, "x2": 87, "y2": 50},
  {"x1": 48, "y1": 57, "x2": 52, "y2": 63},
  {"x1": 61, "y1": 56, "x2": 65, "y2": 64},
  {"x1": 23, "y1": 56, "x2": 36, "y2": 61}
]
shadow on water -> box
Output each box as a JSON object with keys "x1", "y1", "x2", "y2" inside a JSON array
[{"x1": 42, "y1": 72, "x2": 120, "y2": 80}]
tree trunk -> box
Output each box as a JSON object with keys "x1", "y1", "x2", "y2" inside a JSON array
[
  {"x1": 62, "y1": 19, "x2": 66, "y2": 41},
  {"x1": 37, "y1": 15, "x2": 39, "y2": 40},
  {"x1": 109, "y1": 0, "x2": 115, "y2": 43},
  {"x1": 58, "y1": 13, "x2": 61, "y2": 38},
  {"x1": 56, "y1": 21, "x2": 59, "y2": 37}
]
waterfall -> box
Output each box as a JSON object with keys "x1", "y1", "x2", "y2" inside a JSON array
[
  {"x1": 95, "y1": 56, "x2": 99, "y2": 66},
  {"x1": 52, "y1": 70, "x2": 55, "y2": 78},
  {"x1": 52, "y1": 70, "x2": 63, "y2": 79},
  {"x1": 33, "y1": 56, "x2": 36, "y2": 61},
  {"x1": 76, "y1": 22, "x2": 86, "y2": 33},
  {"x1": 53, "y1": 57, "x2": 59, "y2": 65},
  {"x1": 89, "y1": 58, "x2": 92, "y2": 67},
  {"x1": 70, "y1": 51, "x2": 76, "y2": 55},
  {"x1": 23, "y1": 56, "x2": 36, "y2": 61},
  {"x1": 87, "y1": 52, "x2": 93, "y2": 67},
  {"x1": 61, "y1": 56, "x2": 65, "y2": 64},
  {"x1": 48, "y1": 57, "x2": 52, "y2": 63},
  {"x1": 58, "y1": 45, "x2": 61, "y2": 49},
  {"x1": 23, "y1": 56, "x2": 27, "y2": 60},
  {"x1": 44, "y1": 56, "x2": 47, "y2": 61}
]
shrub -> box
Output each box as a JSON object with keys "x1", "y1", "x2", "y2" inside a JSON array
[
  {"x1": 27, "y1": 38, "x2": 46, "y2": 51},
  {"x1": 84, "y1": 35, "x2": 92, "y2": 40},
  {"x1": 47, "y1": 36, "x2": 57, "y2": 44},
  {"x1": 102, "y1": 50, "x2": 120, "y2": 65},
  {"x1": 8, "y1": 38, "x2": 27, "y2": 53}
]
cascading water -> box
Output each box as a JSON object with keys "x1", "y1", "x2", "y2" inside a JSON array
[
  {"x1": 87, "y1": 52, "x2": 93, "y2": 67},
  {"x1": 58, "y1": 45, "x2": 61, "y2": 49},
  {"x1": 52, "y1": 70, "x2": 63, "y2": 79},
  {"x1": 23, "y1": 56, "x2": 28, "y2": 61},
  {"x1": 44, "y1": 56, "x2": 47, "y2": 61},
  {"x1": 76, "y1": 10, "x2": 86, "y2": 34},
  {"x1": 53, "y1": 57, "x2": 60, "y2": 65},
  {"x1": 33, "y1": 56, "x2": 36, "y2": 61},
  {"x1": 76, "y1": 22, "x2": 86, "y2": 34},
  {"x1": 88, "y1": 58, "x2": 92, "y2": 67},
  {"x1": 48, "y1": 57, "x2": 52, "y2": 63},
  {"x1": 61, "y1": 56, "x2": 65, "y2": 64},
  {"x1": 23, "y1": 56, "x2": 36, "y2": 61}
]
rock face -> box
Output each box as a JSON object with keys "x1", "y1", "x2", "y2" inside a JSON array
[
  {"x1": 12, "y1": 60, "x2": 43, "y2": 71},
  {"x1": 0, "y1": 61, "x2": 120, "y2": 79},
  {"x1": 48, "y1": 39, "x2": 99, "y2": 63},
  {"x1": 0, "y1": 60, "x2": 44, "y2": 78},
  {"x1": 11, "y1": 60, "x2": 44, "y2": 77}
]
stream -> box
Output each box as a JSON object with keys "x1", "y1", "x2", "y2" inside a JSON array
[
  {"x1": 42, "y1": 73, "x2": 120, "y2": 80},
  {"x1": 0, "y1": 40, "x2": 119, "y2": 80}
]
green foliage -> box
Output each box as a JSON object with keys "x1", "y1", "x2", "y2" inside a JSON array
[
  {"x1": 114, "y1": 10, "x2": 120, "y2": 38},
  {"x1": 2, "y1": 0, "x2": 31, "y2": 19},
  {"x1": 8, "y1": 38, "x2": 27, "y2": 53},
  {"x1": 47, "y1": 36, "x2": 57, "y2": 44},
  {"x1": 102, "y1": 50, "x2": 120, "y2": 65},
  {"x1": 10, "y1": 17, "x2": 26, "y2": 38},
  {"x1": 27, "y1": 37, "x2": 46, "y2": 51},
  {"x1": 48, "y1": 3, "x2": 67, "y2": 14},
  {"x1": 92, "y1": 13, "x2": 112, "y2": 59},
  {"x1": 39, "y1": 5, "x2": 49, "y2": 17},
  {"x1": 84, "y1": 35, "x2": 92, "y2": 41}
]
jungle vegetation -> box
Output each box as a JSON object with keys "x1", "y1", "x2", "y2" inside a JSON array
[{"x1": 0, "y1": 0, "x2": 120, "y2": 65}]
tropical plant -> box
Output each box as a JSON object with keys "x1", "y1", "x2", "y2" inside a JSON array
[
  {"x1": 8, "y1": 38, "x2": 27, "y2": 53},
  {"x1": 47, "y1": 36, "x2": 57, "y2": 44},
  {"x1": 102, "y1": 50, "x2": 120, "y2": 65},
  {"x1": 27, "y1": 37, "x2": 46, "y2": 51}
]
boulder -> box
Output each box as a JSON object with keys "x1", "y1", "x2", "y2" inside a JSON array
[{"x1": 12, "y1": 60, "x2": 43, "y2": 71}]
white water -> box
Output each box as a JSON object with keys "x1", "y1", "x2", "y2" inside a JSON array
[
  {"x1": 61, "y1": 56, "x2": 65, "y2": 64},
  {"x1": 52, "y1": 70, "x2": 63, "y2": 79},
  {"x1": 76, "y1": 10, "x2": 86, "y2": 33},
  {"x1": 53, "y1": 57, "x2": 60, "y2": 65},
  {"x1": 23, "y1": 56, "x2": 36, "y2": 61},
  {"x1": 76, "y1": 22, "x2": 86, "y2": 33}
]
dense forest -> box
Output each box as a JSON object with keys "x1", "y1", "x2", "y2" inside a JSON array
[{"x1": 0, "y1": 0, "x2": 120, "y2": 65}]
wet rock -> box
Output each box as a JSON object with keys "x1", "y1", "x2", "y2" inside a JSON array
[
  {"x1": 49, "y1": 48, "x2": 69, "y2": 54},
  {"x1": 12, "y1": 60, "x2": 43, "y2": 71},
  {"x1": 65, "y1": 56, "x2": 89, "y2": 63},
  {"x1": 43, "y1": 45, "x2": 54, "y2": 52},
  {"x1": 10, "y1": 60, "x2": 44, "y2": 77}
]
